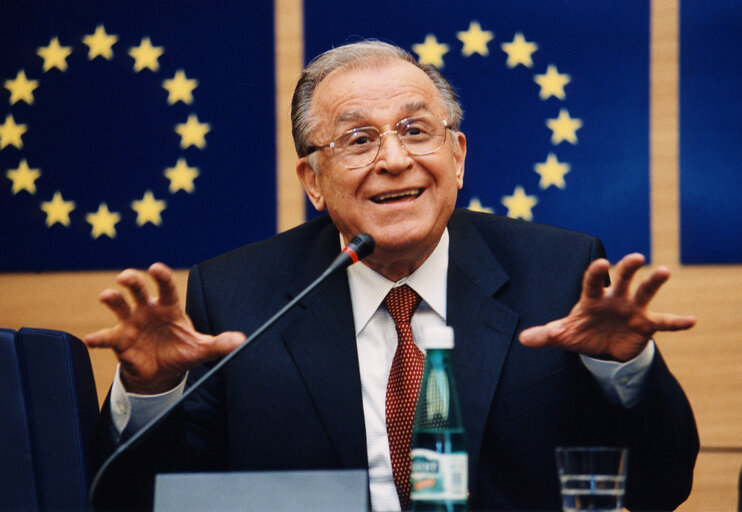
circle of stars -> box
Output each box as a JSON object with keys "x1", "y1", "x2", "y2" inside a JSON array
[
  {"x1": 1, "y1": 24, "x2": 210, "y2": 239},
  {"x1": 411, "y1": 22, "x2": 583, "y2": 221}
]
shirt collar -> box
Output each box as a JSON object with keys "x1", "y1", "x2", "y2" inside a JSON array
[{"x1": 346, "y1": 230, "x2": 449, "y2": 335}]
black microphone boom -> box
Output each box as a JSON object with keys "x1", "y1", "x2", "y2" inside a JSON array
[{"x1": 87, "y1": 233, "x2": 374, "y2": 509}]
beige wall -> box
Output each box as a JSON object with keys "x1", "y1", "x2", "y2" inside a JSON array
[{"x1": 1, "y1": 0, "x2": 739, "y2": 508}]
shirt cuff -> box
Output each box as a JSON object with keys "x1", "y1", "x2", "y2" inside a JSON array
[
  {"x1": 109, "y1": 364, "x2": 188, "y2": 435},
  {"x1": 579, "y1": 341, "x2": 655, "y2": 408}
]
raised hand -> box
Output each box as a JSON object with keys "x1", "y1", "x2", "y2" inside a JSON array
[
  {"x1": 519, "y1": 253, "x2": 696, "y2": 362},
  {"x1": 84, "y1": 262, "x2": 245, "y2": 394}
]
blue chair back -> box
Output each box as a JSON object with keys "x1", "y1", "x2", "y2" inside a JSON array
[{"x1": 0, "y1": 328, "x2": 99, "y2": 511}]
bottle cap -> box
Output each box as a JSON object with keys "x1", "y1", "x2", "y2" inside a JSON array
[{"x1": 422, "y1": 325, "x2": 454, "y2": 349}]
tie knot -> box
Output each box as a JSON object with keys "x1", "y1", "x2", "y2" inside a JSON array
[{"x1": 385, "y1": 285, "x2": 422, "y2": 326}]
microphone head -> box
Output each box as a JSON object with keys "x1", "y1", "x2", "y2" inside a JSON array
[{"x1": 346, "y1": 233, "x2": 375, "y2": 262}]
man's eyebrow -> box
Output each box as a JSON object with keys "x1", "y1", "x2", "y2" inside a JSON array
[
  {"x1": 400, "y1": 101, "x2": 431, "y2": 116},
  {"x1": 335, "y1": 111, "x2": 366, "y2": 125},
  {"x1": 334, "y1": 102, "x2": 433, "y2": 127}
]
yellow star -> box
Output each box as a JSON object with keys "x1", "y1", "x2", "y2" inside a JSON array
[
  {"x1": 128, "y1": 37, "x2": 164, "y2": 72},
  {"x1": 534, "y1": 65, "x2": 571, "y2": 100},
  {"x1": 4, "y1": 70, "x2": 39, "y2": 105},
  {"x1": 546, "y1": 108, "x2": 583, "y2": 145},
  {"x1": 467, "y1": 197, "x2": 494, "y2": 213},
  {"x1": 412, "y1": 34, "x2": 450, "y2": 68},
  {"x1": 164, "y1": 158, "x2": 200, "y2": 193},
  {"x1": 534, "y1": 153, "x2": 570, "y2": 189},
  {"x1": 501, "y1": 186, "x2": 538, "y2": 221},
  {"x1": 37, "y1": 37, "x2": 73, "y2": 72},
  {"x1": 86, "y1": 202, "x2": 121, "y2": 239},
  {"x1": 163, "y1": 70, "x2": 198, "y2": 105},
  {"x1": 82, "y1": 24, "x2": 118, "y2": 61},
  {"x1": 131, "y1": 190, "x2": 167, "y2": 226},
  {"x1": 175, "y1": 114, "x2": 210, "y2": 149},
  {"x1": 501, "y1": 32, "x2": 538, "y2": 68},
  {"x1": 0, "y1": 114, "x2": 27, "y2": 149},
  {"x1": 40, "y1": 191, "x2": 75, "y2": 227},
  {"x1": 457, "y1": 21, "x2": 494, "y2": 57},
  {"x1": 6, "y1": 159, "x2": 41, "y2": 195}
]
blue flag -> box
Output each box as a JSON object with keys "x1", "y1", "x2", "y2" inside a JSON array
[
  {"x1": 680, "y1": 1, "x2": 742, "y2": 264},
  {"x1": 303, "y1": 1, "x2": 651, "y2": 261},
  {"x1": 0, "y1": 1, "x2": 276, "y2": 271}
]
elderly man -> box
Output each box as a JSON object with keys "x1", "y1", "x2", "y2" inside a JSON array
[{"x1": 86, "y1": 41, "x2": 698, "y2": 511}]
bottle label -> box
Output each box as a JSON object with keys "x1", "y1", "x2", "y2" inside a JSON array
[{"x1": 410, "y1": 448, "x2": 468, "y2": 501}]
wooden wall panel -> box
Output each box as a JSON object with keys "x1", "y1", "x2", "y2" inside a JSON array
[
  {"x1": 275, "y1": 0, "x2": 306, "y2": 232},
  {"x1": 679, "y1": 451, "x2": 742, "y2": 511}
]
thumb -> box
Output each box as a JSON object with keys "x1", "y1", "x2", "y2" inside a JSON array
[
  {"x1": 519, "y1": 320, "x2": 565, "y2": 348},
  {"x1": 209, "y1": 331, "x2": 246, "y2": 357}
]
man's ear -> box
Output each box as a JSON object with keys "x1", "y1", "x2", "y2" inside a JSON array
[
  {"x1": 296, "y1": 157, "x2": 326, "y2": 211},
  {"x1": 453, "y1": 131, "x2": 467, "y2": 189}
]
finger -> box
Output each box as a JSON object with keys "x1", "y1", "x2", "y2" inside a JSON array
[
  {"x1": 83, "y1": 326, "x2": 122, "y2": 349},
  {"x1": 117, "y1": 268, "x2": 151, "y2": 307},
  {"x1": 99, "y1": 289, "x2": 132, "y2": 321},
  {"x1": 610, "y1": 253, "x2": 645, "y2": 297},
  {"x1": 205, "y1": 331, "x2": 246, "y2": 359},
  {"x1": 150, "y1": 262, "x2": 179, "y2": 306},
  {"x1": 519, "y1": 320, "x2": 565, "y2": 348},
  {"x1": 633, "y1": 266, "x2": 670, "y2": 308},
  {"x1": 649, "y1": 312, "x2": 697, "y2": 331},
  {"x1": 582, "y1": 258, "x2": 611, "y2": 300}
]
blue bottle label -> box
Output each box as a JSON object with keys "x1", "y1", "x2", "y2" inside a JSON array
[{"x1": 410, "y1": 448, "x2": 468, "y2": 501}]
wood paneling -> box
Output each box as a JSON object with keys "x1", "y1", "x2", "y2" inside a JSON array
[
  {"x1": 679, "y1": 451, "x2": 742, "y2": 511},
  {"x1": 275, "y1": 0, "x2": 306, "y2": 232}
]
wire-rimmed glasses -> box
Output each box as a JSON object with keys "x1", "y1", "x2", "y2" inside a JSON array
[{"x1": 306, "y1": 115, "x2": 449, "y2": 170}]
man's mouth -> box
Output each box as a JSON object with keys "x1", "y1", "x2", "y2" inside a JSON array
[{"x1": 371, "y1": 188, "x2": 423, "y2": 204}]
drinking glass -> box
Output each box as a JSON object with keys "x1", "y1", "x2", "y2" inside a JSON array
[{"x1": 555, "y1": 447, "x2": 628, "y2": 512}]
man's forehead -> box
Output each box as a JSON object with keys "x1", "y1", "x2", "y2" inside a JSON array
[{"x1": 308, "y1": 60, "x2": 449, "y2": 142}]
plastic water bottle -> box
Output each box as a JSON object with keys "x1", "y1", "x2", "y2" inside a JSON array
[{"x1": 410, "y1": 325, "x2": 468, "y2": 512}]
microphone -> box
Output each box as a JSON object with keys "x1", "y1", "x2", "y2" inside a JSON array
[
  {"x1": 327, "y1": 232, "x2": 375, "y2": 272},
  {"x1": 87, "y1": 233, "x2": 374, "y2": 509}
]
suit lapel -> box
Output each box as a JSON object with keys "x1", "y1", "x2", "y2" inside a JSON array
[
  {"x1": 281, "y1": 223, "x2": 368, "y2": 469},
  {"x1": 446, "y1": 213, "x2": 519, "y2": 477}
]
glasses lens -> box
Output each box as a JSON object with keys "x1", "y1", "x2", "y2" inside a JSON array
[
  {"x1": 397, "y1": 117, "x2": 446, "y2": 155},
  {"x1": 335, "y1": 127, "x2": 381, "y2": 168}
]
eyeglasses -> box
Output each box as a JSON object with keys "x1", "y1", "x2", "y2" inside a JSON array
[{"x1": 306, "y1": 115, "x2": 449, "y2": 170}]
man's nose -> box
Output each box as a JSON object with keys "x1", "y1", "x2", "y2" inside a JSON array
[{"x1": 374, "y1": 131, "x2": 412, "y2": 173}]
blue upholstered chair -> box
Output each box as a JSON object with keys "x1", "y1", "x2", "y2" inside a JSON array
[{"x1": 0, "y1": 328, "x2": 99, "y2": 511}]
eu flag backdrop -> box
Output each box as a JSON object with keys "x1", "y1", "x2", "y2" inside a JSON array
[
  {"x1": 304, "y1": 1, "x2": 651, "y2": 262},
  {"x1": 680, "y1": 1, "x2": 742, "y2": 264},
  {"x1": 0, "y1": 1, "x2": 276, "y2": 271}
]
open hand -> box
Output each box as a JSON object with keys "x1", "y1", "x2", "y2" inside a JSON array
[
  {"x1": 519, "y1": 253, "x2": 696, "y2": 362},
  {"x1": 84, "y1": 262, "x2": 245, "y2": 394}
]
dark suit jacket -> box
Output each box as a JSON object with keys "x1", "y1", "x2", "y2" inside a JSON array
[{"x1": 92, "y1": 210, "x2": 698, "y2": 511}]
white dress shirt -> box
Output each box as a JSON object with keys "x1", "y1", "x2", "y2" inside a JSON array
[
  {"x1": 110, "y1": 228, "x2": 654, "y2": 512},
  {"x1": 346, "y1": 230, "x2": 450, "y2": 511}
]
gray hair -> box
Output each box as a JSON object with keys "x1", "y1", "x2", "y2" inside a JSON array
[{"x1": 290, "y1": 40, "x2": 463, "y2": 159}]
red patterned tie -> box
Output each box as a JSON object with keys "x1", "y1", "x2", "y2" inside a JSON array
[{"x1": 385, "y1": 284, "x2": 424, "y2": 511}]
